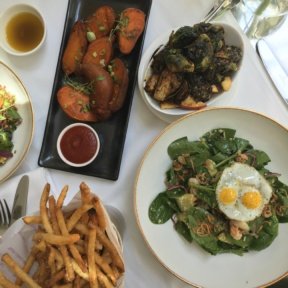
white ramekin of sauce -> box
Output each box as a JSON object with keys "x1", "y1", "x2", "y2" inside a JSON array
[
  {"x1": 0, "y1": 4, "x2": 46, "y2": 56},
  {"x1": 57, "y1": 123, "x2": 100, "y2": 167}
]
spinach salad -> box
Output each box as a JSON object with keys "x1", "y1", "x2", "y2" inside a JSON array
[
  {"x1": 0, "y1": 85, "x2": 22, "y2": 165},
  {"x1": 149, "y1": 128, "x2": 288, "y2": 255}
]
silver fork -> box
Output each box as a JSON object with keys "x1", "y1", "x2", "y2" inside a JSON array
[
  {"x1": 203, "y1": 0, "x2": 241, "y2": 22},
  {"x1": 0, "y1": 199, "x2": 11, "y2": 236}
]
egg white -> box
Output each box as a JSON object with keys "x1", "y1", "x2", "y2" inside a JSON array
[{"x1": 216, "y1": 162, "x2": 273, "y2": 222}]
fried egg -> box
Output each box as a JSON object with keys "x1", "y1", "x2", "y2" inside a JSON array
[{"x1": 216, "y1": 162, "x2": 273, "y2": 221}]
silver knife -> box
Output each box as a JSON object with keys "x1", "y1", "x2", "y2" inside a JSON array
[
  {"x1": 11, "y1": 175, "x2": 29, "y2": 224},
  {"x1": 256, "y1": 39, "x2": 288, "y2": 105}
]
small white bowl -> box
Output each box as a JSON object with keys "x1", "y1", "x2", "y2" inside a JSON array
[
  {"x1": 57, "y1": 123, "x2": 100, "y2": 167},
  {"x1": 0, "y1": 3, "x2": 46, "y2": 56},
  {"x1": 138, "y1": 22, "x2": 244, "y2": 122}
]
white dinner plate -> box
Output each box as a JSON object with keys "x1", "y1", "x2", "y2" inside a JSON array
[
  {"x1": 137, "y1": 22, "x2": 244, "y2": 123},
  {"x1": 134, "y1": 107, "x2": 288, "y2": 288},
  {"x1": 0, "y1": 61, "x2": 34, "y2": 183}
]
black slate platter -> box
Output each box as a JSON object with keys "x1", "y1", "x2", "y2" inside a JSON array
[{"x1": 38, "y1": 0, "x2": 152, "y2": 180}]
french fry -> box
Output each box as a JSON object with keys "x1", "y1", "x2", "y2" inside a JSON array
[
  {"x1": 54, "y1": 247, "x2": 65, "y2": 271},
  {"x1": 45, "y1": 269, "x2": 66, "y2": 287},
  {"x1": 49, "y1": 195, "x2": 61, "y2": 234},
  {"x1": 111, "y1": 264, "x2": 120, "y2": 281},
  {"x1": 74, "y1": 224, "x2": 103, "y2": 250},
  {"x1": 80, "y1": 182, "x2": 93, "y2": 204},
  {"x1": 34, "y1": 240, "x2": 47, "y2": 252},
  {"x1": 60, "y1": 245, "x2": 75, "y2": 282},
  {"x1": 22, "y1": 215, "x2": 42, "y2": 225},
  {"x1": 79, "y1": 182, "x2": 91, "y2": 226},
  {"x1": 54, "y1": 284, "x2": 73, "y2": 288},
  {"x1": 74, "y1": 223, "x2": 89, "y2": 235},
  {"x1": 1, "y1": 254, "x2": 41, "y2": 288},
  {"x1": 95, "y1": 252, "x2": 117, "y2": 285},
  {"x1": 96, "y1": 265, "x2": 114, "y2": 288},
  {"x1": 33, "y1": 232, "x2": 80, "y2": 245},
  {"x1": 66, "y1": 204, "x2": 94, "y2": 232},
  {"x1": 34, "y1": 256, "x2": 49, "y2": 286},
  {"x1": 95, "y1": 226, "x2": 124, "y2": 272},
  {"x1": 48, "y1": 246, "x2": 56, "y2": 274},
  {"x1": 93, "y1": 197, "x2": 106, "y2": 230},
  {"x1": 48, "y1": 195, "x2": 75, "y2": 280},
  {"x1": 57, "y1": 185, "x2": 69, "y2": 208},
  {"x1": 71, "y1": 260, "x2": 89, "y2": 281},
  {"x1": 74, "y1": 275, "x2": 81, "y2": 288},
  {"x1": 0, "y1": 271, "x2": 20, "y2": 288},
  {"x1": 56, "y1": 206, "x2": 87, "y2": 272},
  {"x1": 88, "y1": 228, "x2": 98, "y2": 288},
  {"x1": 101, "y1": 249, "x2": 112, "y2": 265},
  {"x1": 15, "y1": 248, "x2": 37, "y2": 286},
  {"x1": 40, "y1": 183, "x2": 53, "y2": 234}
]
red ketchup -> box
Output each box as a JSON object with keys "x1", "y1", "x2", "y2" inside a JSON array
[{"x1": 60, "y1": 125, "x2": 98, "y2": 164}]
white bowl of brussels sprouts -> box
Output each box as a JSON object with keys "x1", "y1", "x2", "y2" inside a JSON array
[{"x1": 138, "y1": 22, "x2": 244, "y2": 122}]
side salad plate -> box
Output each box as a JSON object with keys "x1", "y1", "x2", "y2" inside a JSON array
[
  {"x1": 134, "y1": 107, "x2": 288, "y2": 288},
  {"x1": 0, "y1": 61, "x2": 34, "y2": 183}
]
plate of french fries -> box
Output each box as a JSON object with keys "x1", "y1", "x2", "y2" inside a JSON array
[{"x1": 0, "y1": 182, "x2": 125, "y2": 288}]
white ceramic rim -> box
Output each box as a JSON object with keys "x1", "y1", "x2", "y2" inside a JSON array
[
  {"x1": 0, "y1": 3, "x2": 47, "y2": 56},
  {"x1": 138, "y1": 22, "x2": 244, "y2": 118},
  {"x1": 134, "y1": 106, "x2": 288, "y2": 288},
  {"x1": 57, "y1": 123, "x2": 100, "y2": 167}
]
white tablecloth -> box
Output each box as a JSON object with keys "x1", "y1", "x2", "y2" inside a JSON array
[{"x1": 1, "y1": 0, "x2": 288, "y2": 287}]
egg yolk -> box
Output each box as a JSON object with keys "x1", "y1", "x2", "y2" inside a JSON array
[
  {"x1": 241, "y1": 191, "x2": 262, "y2": 209},
  {"x1": 219, "y1": 187, "x2": 237, "y2": 205}
]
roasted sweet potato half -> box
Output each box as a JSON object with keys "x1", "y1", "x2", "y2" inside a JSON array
[
  {"x1": 117, "y1": 8, "x2": 146, "y2": 55},
  {"x1": 82, "y1": 37, "x2": 113, "y2": 67},
  {"x1": 57, "y1": 85, "x2": 98, "y2": 122},
  {"x1": 108, "y1": 58, "x2": 129, "y2": 112},
  {"x1": 86, "y1": 5, "x2": 116, "y2": 39},
  {"x1": 62, "y1": 21, "x2": 88, "y2": 75},
  {"x1": 80, "y1": 63, "x2": 114, "y2": 120}
]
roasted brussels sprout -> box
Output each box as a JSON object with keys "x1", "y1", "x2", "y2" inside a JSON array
[
  {"x1": 164, "y1": 49, "x2": 194, "y2": 73},
  {"x1": 206, "y1": 24, "x2": 225, "y2": 52},
  {"x1": 184, "y1": 34, "x2": 214, "y2": 72},
  {"x1": 186, "y1": 73, "x2": 212, "y2": 102},
  {"x1": 169, "y1": 26, "x2": 198, "y2": 48}
]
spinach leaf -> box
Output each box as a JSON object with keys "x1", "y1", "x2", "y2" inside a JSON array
[
  {"x1": 167, "y1": 138, "x2": 209, "y2": 160},
  {"x1": 249, "y1": 215, "x2": 278, "y2": 251},
  {"x1": 166, "y1": 187, "x2": 186, "y2": 198},
  {"x1": 274, "y1": 182, "x2": 288, "y2": 222},
  {"x1": 234, "y1": 137, "x2": 251, "y2": 151},
  {"x1": 213, "y1": 139, "x2": 238, "y2": 155},
  {"x1": 211, "y1": 137, "x2": 249, "y2": 156},
  {"x1": 202, "y1": 128, "x2": 236, "y2": 142},
  {"x1": 166, "y1": 168, "x2": 177, "y2": 186},
  {"x1": 211, "y1": 152, "x2": 227, "y2": 163},
  {"x1": 194, "y1": 185, "x2": 217, "y2": 208},
  {"x1": 175, "y1": 221, "x2": 193, "y2": 243},
  {"x1": 149, "y1": 192, "x2": 178, "y2": 224},
  {"x1": 218, "y1": 232, "x2": 252, "y2": 249},
  {"x1": 246, "y1": 149, "x2": 271, "y2": 169},
  {"x1": 190, "y1": 153, "x2": 211, "y2": 172},
  {"x1": 179, "y1": 208, "x2": 221, "y2": 255}
]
